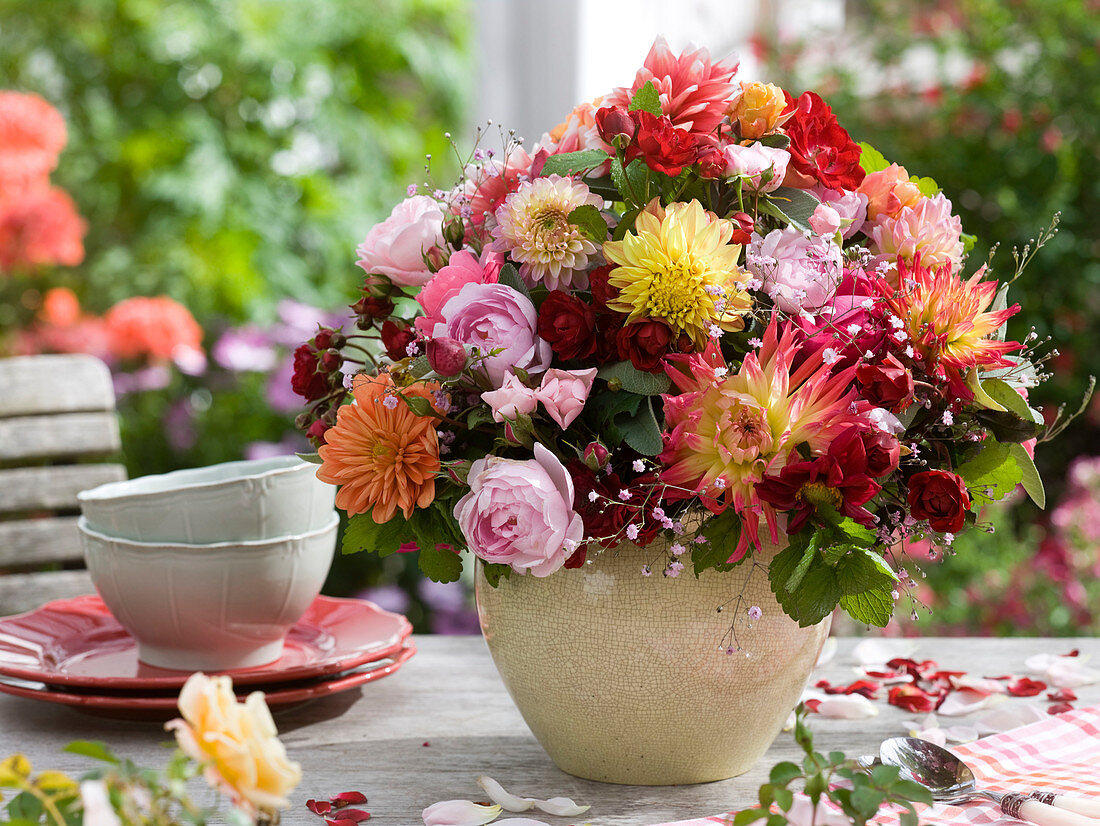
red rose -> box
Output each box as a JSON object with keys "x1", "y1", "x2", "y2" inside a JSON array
[
  {"x1": 351, "y1": 294, "x2": 394, "y2": 322},
  {"x1": 782, "y1": 91, "x2": 865, "y2": 191},
  {"x1": 729, "y1": 211, "x2": 754, "y2": 246},
  {"x1": 861, "y1": 427, "x2": 900, "y2": 478},
  {"x1": 291, "y1": 344, "x2": 329, "y2": 401},
  {"x1": 696, "y1": 145, "x2": 726, "y2": 179},
  {"x1": 617, "y1": 319, "x2": 672, "y2": 372},
  {"x1": 595, "y1": 106, "x2": 636, "y2": 148},
  {"x1": 306, "y1": 418, "x2": 330, "y2": 445},
  {"x1": 627, "y1": 111, "x2": 699, "y2": 177},
  {"x1": 907, "y1": 470, "x2": 971, "y2": 533},
  {"x1": 593, "y1": 313, "x2": 624, "y2": 363},
  {"x1": 588, "y1": 264, "x2": 618, "y2": 308},
  {"x1": 380, "y1": 319, "x2": 416, "y2": 361},
  {"x1": 856, "y1": 353, "x2": 915, "y2": 412},
  {"x1": 537, "y1": 290, "x2": 597, "y2": 361}
]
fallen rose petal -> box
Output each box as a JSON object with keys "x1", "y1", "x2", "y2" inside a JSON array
[
  {"x1": 1048, "y1": 702, "x2": 1075, "y2": 715},
  {"x1": 1046, "y1": 659, "x2": 1100, "y2": 689},
  {"x1": 535, "y1": 798, "x2": 590, "y2": 817},
  {"x1": 494, "y1": 820, "x2": 552, "y2": 826},
  {"x1": 937, "y1": 688, "x2": 1004, "y2": 717},
  {"x1": 333, "y1": 793, "x2": 369, "y2": 808},
  {"x1": 1065, "y1": 649, "x2": 1080, "y2": 657},
  {"x1": 1007, "y1": 677, "x2": 1047, "y2": 697},
  {"x1": 804, "y1": 698, "x2": 822, "y2": 713},
  {"x1": 857, "y1": 666, "x2": 913, "y2": 685},
  {"x1": 942, "y1": 726, "x2": 979, "y2": 744},
  {"x1": 309, "y1": 800, "x2": 334, "y2": 815},
  {"x1": 328, "y1": 819, "x2": 363, "y2": 826},
  {"x1": 853, "y1": 638, "x2": 916, "y2": 666},
  {"x1": 914, "y1": 727, "x2": 947, "y2": 747},
  {"x1": 889, "y1": 684, "x2": 938, "y2": 713},
  {"x1": 1047, "y1": 688, "x2": 1078, "y2": 702},
  {"x1": 333, "y1": 810, "x2": 371, "y2": 823},
  {"x1": 422, "y1": 800, "x2": 502, "y2": 826},
  {"x1": 815, "y1": 693, "x2": 878, "y2": 719},
  {"x1": 815, "y1": 637, "x2": 838, "y2": 667},
  {"x1": 950, "y1": 675, "x2": 1007, "y2": 695},
  {"x1": 974, "y1": 703, "x2": 1047, "y2": 734},
  {"x1": 474, "y1": 776, "x2": 589, "y2": 816}
]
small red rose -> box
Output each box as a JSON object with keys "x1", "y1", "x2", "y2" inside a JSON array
[
  {"x1": 907, "y1": 469, "x2": 971, "y2": 533},
  {"x1": 616, "y1": 319, "x2": 673, "y2": 372},
  {"x1": 537, "y1": 290, "x2": 598, "y2": 361},
  {"x1": 380, "y1": 320, "x2": 416, "y2": 361},
  {"x1": 856, "y1": 353, "x2": 915, "y2": 412}
]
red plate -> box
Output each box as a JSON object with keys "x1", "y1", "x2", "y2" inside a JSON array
[
  {"x1": 0, "y1": 594, "x2": 412, "y2": 690},
  {"x1": 0, "y1": 643, "x2": 415, "y2": 716}
]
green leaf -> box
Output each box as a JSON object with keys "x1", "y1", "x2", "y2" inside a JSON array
[
  {"x1": 612, "y1": 205, "x2": 643, "y2": 241},
  {"x1": 540, "y1": 149, "x2": 611, "y2": 177},
  {"x1": 974, "y1": 409, "x2": 1045, "y2": 443},
  {"x1": 619, "y1": 395, "x2": 664, "y2": 456},
  {"x1": 981, "y1": 378, "x2": 1044, "y2": 424},
  {"x1": 1007, "y1": 442, "x2": 1046, "y2": 508},
  {"x1": 691, "y1": 510, "x2": 744, "y2": 574},
  {"x1": 769, "y1": 761, "x2": 803, "y2": 785},
  {"x1": 892, "y1": 779, "x2": 934, "y2": 804},
  {"x1": 851, "y1": 785, "x2": 886, "y2": 817},
  {"x1": 770, "y1": 546, "x2": 843, "y2": 627},
  {"x1": 857, "y1": 141, "x2": 890, "y2": 174},
  {"x1": 836, "y1": 546, "x2": 899, "y2": 595},
  {"x1": 910, "y1": 175, "x2": 940, "y2": 196},
  {"x1": 342, "y1": 511, "x2": 412, "y2": 556},
  {"x1": 628, "y1": 80, "x2": 662, "y2": 117},
  {"x1": 840, "y1": 588, "x2": 895, "y2": 627},
  {"x1": 759, "y1": 132, "x2": 791, "y2": 150},
  {"x1": 870, "y1": 764, "x2": 901, "y2": 785},
  {"x1": 401, "y1": 393, "x2": 436, "y2": 417},
  {"x1": 773, "y1": 787, "x2": 794, "y2": 811},
  {"x1": 295, "y1": 451, "x2": 322, "y2": 464},
  {"x1": 961, "y1": 232, "x2": 978, "y2": 254},
  {"x1": 732, "y1": 809, "x2": 769, "y2": 826},
  {"x1": 967, "y1": 366, "x2": 1007, "y2": 412},
  {"x1": 64, "y1": 741, "x2": 119, "y2": 765},
  {"x1": 592, "y1": 389, "x2": 645, "y2": 447},
  {"x1": 417, "y1": 544, "x2": 463, "y2": 583},
  {"x1": 497, "y1": 263, "x2": 531, "y2": 301},
  {"x1": 762, "y1": 187, "x2": 821, "y2": 232},
  {"x1": 784, "y1": 535, "x2": 819, "y2": 593},
  {"x1": 596, "y1": 360, "x2": 671, "y2": 395},
  {"x1": 481, "y1": 562, "x2": 512, "y2": 588},
  {"x1": 957, "y1": 441, "x2": 1023, "y2": 505},
  {"x1": 567, "y1": 204, "x2": 609, "y2": 243},
  {"x1": 804, "y1": 772, "x2": 827, "y2": 802},
  {"x1": 900, "y1": 810, "x2": 920, "y2": 826},
  {"x1": 6, "y1": 793, "x2": 42, "y2": 823},
  {"x1": 407, "y1": 355, "x2": 433, "y2": 378}
]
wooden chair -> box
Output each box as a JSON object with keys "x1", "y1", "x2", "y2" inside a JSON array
[{"x1": 0, "y1": 354, "x2": 126, "y2": 615}]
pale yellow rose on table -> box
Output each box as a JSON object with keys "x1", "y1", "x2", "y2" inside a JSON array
[{"x1": 165, "y1": 673, "x2": 301, "y2": 819}]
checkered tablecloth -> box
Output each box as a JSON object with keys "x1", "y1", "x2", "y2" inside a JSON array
[{"x1": 649, "y1": 705, "x2": 1100, "y2": 826}]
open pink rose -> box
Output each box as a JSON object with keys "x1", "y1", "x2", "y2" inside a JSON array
[
  {"x1": 455, "y1": 443, "x2": 584, "y2": 577},
  {"x1": 812, "y1": 185, "x2": 868, "y2": 239},
  {"x1": 721, "y1": 142, "x2": 789, "y2": 193},
  {"x1": 414, "y1": 248, "x2": 502, "y2": 336},
  {"x1": 433, "y1": 282, "x2": 551, "y2": 387},
  {"x1": 355, "y1": 195, "x2": 445, "y2": 288},
  {"x1": 809, "y1": 203, "x2": 842, "y2": 237},
  {"x1": 747, "y1": 227, "x2": 843, "y2": 313},
  {"x1": 536, "y1": 368, "x2": 597, "y2": 429},
  {"x1": 481, "y1": 372, "x2": 539, "y2": 423}
]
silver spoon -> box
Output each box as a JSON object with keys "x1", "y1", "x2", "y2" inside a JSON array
[{"x1": 879, "y1": 737, "x2": 1100, "y2": 824}]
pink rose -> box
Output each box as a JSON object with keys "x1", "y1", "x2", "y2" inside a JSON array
[
  {"x1": 455, "y1": 442, "x2": 584, "y2": 576},
  {"x1": 355, "y1": 195, "x2": 445, "y2": 287},
  {"x1": 414, "y1": 248, "x2": 502, "y2": 336},
  {"x1": 481, "y1": 371, "x2": 539, "y2": 423},
  {"x1": 720, "y1": 142, "x2": 789, "y2": 193},
  {"x1": 536, "y1": 368, "x2": 597, "y2": 429},
  {"x1": 747, "y1": 227, "x2": 843, "y2": 313},
  {"x1": 809, "y1": 203, "x2": 842, "y2": 237},
  {"x1": 433, "y1": 282, "x2": 552, "y2": 387},
  {"x1": 812, "y1": 185, "x2": 868, "y2": 239}
]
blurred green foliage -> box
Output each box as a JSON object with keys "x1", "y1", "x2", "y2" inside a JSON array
[{"x1": 0, "y1": 0, "x2": 469, "y2": 325}]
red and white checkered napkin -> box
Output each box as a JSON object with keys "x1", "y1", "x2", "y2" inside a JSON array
[{"x1": 646, "y1": 705, "x2": 1100, "y2": 826}]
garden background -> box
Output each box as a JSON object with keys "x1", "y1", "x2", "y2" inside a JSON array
[{"x1": 1, "y1": 0, "x2": 1096, "y2": 635}]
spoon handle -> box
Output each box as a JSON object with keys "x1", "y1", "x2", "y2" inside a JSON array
[
  {"x1": 1002, "y1": 794, "x2": 1100, "y2": 826},
  {"x1": 1030, "y1": 792, "x2": 1100, "y2": 819}
]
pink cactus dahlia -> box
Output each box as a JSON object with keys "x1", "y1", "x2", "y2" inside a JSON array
[{"x1": 659, "y1": 318, "x2": 859, "y2": 560}]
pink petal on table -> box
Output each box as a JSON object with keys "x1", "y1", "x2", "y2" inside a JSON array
[
  {"x1": 941, "y1": 725, "x2": 979, "y2": 743},
  {"x1": 936, "y1": 688, "x2": 1004, "y2": 717},
  {"x1": 852, "y1": 638, "x2": 917, "y2": 666},
  {"x1": 422, "y1": 801, "x2": 502, "y2": 826},
  {"x1": 475, "y1": 777, "x2": 589, "y2": 816},
  {"x1": 949, "y1": 674, "x2": 1007, "y2": 695},
  {"x1": 914, "y1": 727, "x2": 947, "y2": 747},
  {"x1": 1045, "y1": 659, "x2": 1100, "y2": 689},
  {"x1": 973, "y1": 703, "x2": 1047, "y2": 735},
  {"x1": 855, "y1": 665, "x2": 913, "y2": 685},
  {"x1": 815, "y1": 693, "x2": 879, "y2": 719}
]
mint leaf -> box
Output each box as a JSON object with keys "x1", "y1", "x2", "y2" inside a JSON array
[
  {"x1": 770, "y1": 548, "x2": 843, "y2": 627},
  {"x1": 567, "y1": 204, "x2": 609, "y2": 243},
  {"x1": 784, "y1": 535, "x2": 819, "y2": 593},
  {"x1": 840, "y1": 588, "x2": 895, "y2": 627},
  {"x1": 981, "y1": 377, "x2": 1044, "y2": 424},
  {"x1": 692, "y1": 510, "x2": 744, "y2": 574},
  {"x1": 418, "y1": 544, "x2": 463, "y2": 583},
  {"x1": 342, "y1": 511, "x2": 411, "y2": 556},
  {"x1": 497, "y1": 262, "x2": 531, "y2": 301},
  {"x1": 619, "y1": 395, "x2": 663, "y2": 456},
  {"x1": 597, "y1": 360, "x2": 671, "y2": 395},
  {"x1": 957, "y1": 441, "x2": 1023, "y2": 505},
  {"x1": 627, "y1": 80, "x2": 662, "y2": 116},
  {"x1": 762, "y1": 187, "x2": 821, "y2": 233},
  {"x1": 1007, "y1": 442, "x2": 1046, "y2": 508},
  {"x1": 857, "y1": 141, "x2": 890, "y2": 174},
  {"x1": 540, "y1": 149, "x2": 611, "y2": 177}
]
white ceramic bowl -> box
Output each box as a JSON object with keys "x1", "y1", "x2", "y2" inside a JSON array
[
  {"x1": 79, "y1": 514, "x2": 339, "y2": 671},
  {"x1": 77, "y1": 456, "x2": 336, "y2": 543}
]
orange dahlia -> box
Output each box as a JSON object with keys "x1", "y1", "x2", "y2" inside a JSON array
[{"x1": 317, "y1": 373, "x2": 441, "y2": 522}]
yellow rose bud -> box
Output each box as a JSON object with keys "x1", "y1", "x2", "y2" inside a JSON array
[{"x1": 729, "y1": 82, "x2": 791, "y2": 141}]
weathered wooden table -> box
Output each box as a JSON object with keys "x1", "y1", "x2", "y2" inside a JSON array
[{"x1": 1, "y1": 636, "x2": 1096, "y2": 826}]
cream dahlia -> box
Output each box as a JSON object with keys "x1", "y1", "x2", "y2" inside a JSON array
[
  {"x1": 869, "y1": 193, "x2": 964, "y2": 275},
  {"x1": 491, "y1": 175, "x2": 604, "y2": 291}
]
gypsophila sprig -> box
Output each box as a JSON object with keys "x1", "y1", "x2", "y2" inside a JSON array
[{"x1": 296, "y1": 35, "x2": 1072, "y2": 629}]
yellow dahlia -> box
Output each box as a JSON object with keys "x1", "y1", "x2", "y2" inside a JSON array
[
  {"x1": 603, "y1": 199, "x2": 752, "y2": 346},
  {"x1": 317, "y1": 372, "x2": 441, "y2": 522}
]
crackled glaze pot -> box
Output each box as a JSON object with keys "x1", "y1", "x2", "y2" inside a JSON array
[{"x1": 474, "y1": 536, "x2": 830, "y2": 785}]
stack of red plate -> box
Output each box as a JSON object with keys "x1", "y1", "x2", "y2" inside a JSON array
[{"x1": 0, "y1": 594, "x2": 414, "y2": 717}]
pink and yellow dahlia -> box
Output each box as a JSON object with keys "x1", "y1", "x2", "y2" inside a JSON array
[
  {"x1": 604, "y1": 37, "x2": 739, "y2": 138},
  {"x1": 491, "y1": 175, "x2": 604, "y2": 291},
  {"x1": 659, "y1": 319, "x2": 859, "y2": 559},
  {"x1": 869, "y1": 193, "x2": 964, "y2": 275},
  {"x1": 883, "y1": 259, "x2": 1022, "y2": 398},
  {"x1": 603, "y1": 199, "x2": 752, "y2": 346}
]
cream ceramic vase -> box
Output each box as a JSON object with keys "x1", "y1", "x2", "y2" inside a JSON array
[{"x1": 474, "y1": 536, "x2": 830, "y2": 785}]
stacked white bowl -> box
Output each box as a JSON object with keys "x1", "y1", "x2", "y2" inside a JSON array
[{"x1": 77, "y1": 456, "x2": 338, "y2": 671}]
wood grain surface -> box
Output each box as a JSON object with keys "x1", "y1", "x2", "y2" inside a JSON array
[
  {"x1": 0, "y1": 636, "x2": 1095, "y2": 826},
  {"x1": 0, "y1": 355, "x2": 115, "y2": 418}
]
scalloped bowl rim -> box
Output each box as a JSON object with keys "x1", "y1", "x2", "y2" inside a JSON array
[
  {"x1": 77, "y1": 456, "x2": 318, "y2": 503},
  {"x1": 77, "y1": 513, "x2": 339, "y2": 551}
]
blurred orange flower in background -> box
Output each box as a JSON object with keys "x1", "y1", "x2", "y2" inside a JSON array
[{"x1": 104, "y1": 295, "x2": 204, "y2": 366}]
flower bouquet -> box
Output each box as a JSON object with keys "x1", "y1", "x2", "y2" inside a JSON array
[{"x1": 294, "y1": 37, "x2": 1064, "y2": 782}]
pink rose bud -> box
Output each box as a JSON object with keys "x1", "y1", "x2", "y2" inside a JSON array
[
  {"x1": 426, "y1": 337, "x2": 467, "y2": 376},
  {"x1": 583, "y1": 441, "x2": 610, "y2": 470},
  {"x1": 536, "y1": 367, "x2": 597, "y2": 429},
  {"x1": 481, "y1": 371, "x2": 539, "y2": 423},
  {"x1": 810, "y1": 203, "x2": 842, "y2": 236}
]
